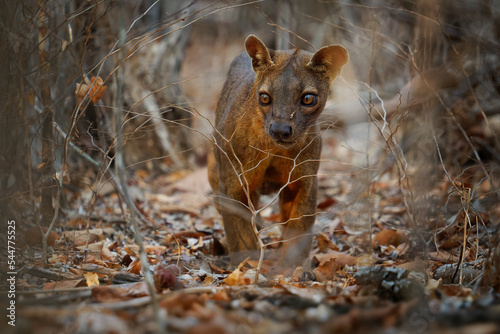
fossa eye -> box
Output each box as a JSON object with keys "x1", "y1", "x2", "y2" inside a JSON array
[
  {"x1": 301, "y1": 94, "x2": 317, "y2": 106},
  {"x1": 259, "y1": 93, "x2": 272, "y2": 105}
]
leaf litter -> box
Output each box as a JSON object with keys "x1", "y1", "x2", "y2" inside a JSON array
[{"x1": 12, "y1": 148, "x2": 500, "y2": 334}]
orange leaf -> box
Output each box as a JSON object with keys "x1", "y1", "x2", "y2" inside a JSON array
[
  {"x1": 211, "y1": 290, "x2": 230, "y2": 302},
  {"x1": 372, "y1": 229, "x2": 407, "y2": 248},
  {"x1": 88, "y1": 76, "x2": 107, "y2": 104},
  {"x1": 317, "y1": 233, "x2": 339, "y2": 252},
  {"x1": 313, "y1": 256, "x2": 337, "y2": 282},
  {"x1": 92, "y1": 282, "x2": 148, "y2": 303},
  {"x1": 224, "y1": 266, "x2": 253, "y2": 286},
  {"x1": 37, "y1": 162, "x2": 46, "y2": 170},
  {"x1": 84, "y1": 272, "x2": 100, "y2": 287},
  {"x1": 127, "y1": 257, "x2": 142, "y2": 275},
  {"x1": 44, "y1": 279, "x2": 86, "y2": 290},
  {"x1": 224, "y1": 267, "x2": 243, "y2": 286},
  {"x1": 75, "y1": 76, "x2": 107, "y2": 105},
  {"x1": 135, "y1": 169, "x2": 149, "y2": 179}
]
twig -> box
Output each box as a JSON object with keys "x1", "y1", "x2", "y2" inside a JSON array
[
  {"x1": 38, "y1": 0, "x2": 60, "y2": 268},
  {"x1": 114, "y1": 2, "x2": 164, "y2": 332},
  {"x1": 434, "y1": 136, "x2": 473, "y2": 285},
  {"x1": 20, "y1": 56, "x2": 41, "y2": 232},
  {"x1": 459, "y1": 187, "x2": 471, "y2": 285},
  {"x1": 52, "y1": 122, "x2": 150, "y2": 225}
]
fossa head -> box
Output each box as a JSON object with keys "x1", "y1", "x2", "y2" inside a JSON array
[{"x1": 245, "y1": 35, "x2": 348, "y2": 146}]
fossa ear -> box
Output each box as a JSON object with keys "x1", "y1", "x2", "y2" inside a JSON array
[
  {"x1": 308, "y1": 45, "x2": 349, "y2": 82},
  {"x1": 245, "y1": 35, "x2": 274, "y2": 73}
]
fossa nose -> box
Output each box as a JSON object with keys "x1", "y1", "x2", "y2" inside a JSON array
[{"x1": 269, "y1": 122, "x2": 293, "y2": 141}]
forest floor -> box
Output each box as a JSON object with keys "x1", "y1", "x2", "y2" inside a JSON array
[
  {"x1": 4, "y1": 129, "x2": 500, "y2": 334},
  {"x1": 3, "y1": 1, "x2": 500, "y2": 333}
]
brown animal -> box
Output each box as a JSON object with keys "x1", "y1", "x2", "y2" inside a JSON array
[{"x1": 208, "y1": 35, "x2": 348, "y2": 268}]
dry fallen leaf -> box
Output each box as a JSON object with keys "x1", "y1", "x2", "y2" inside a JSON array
[
  {"x1": 43, "y1": 279, "x2": 86, "y2": 290},
  {"x1": 211, "y1": 290, "x2": 231, "y2": 302},
  {"x1": 224, "y1": 266, "x2": 259, "y2": 286},
  {"x1": 243, "y1": 269, "x2": 267, "y2": 284},
  {"x1": 356, "y1": 253, "x2": 377, "y2": 267},
  {"x1": 77, "y1": 241, "x2": 103, "y2": 251},
  {"x1": 127, "y1": 257, "x2": 142, "y2": 275},
  {"x1": 159, "y1": 293, "x2": 207, "y2": 317},
  {"x1": 144, "y1": 245, "x2": 167, "y2": 256},
  {"x1": 247, "y1": 260, "x2": 273, "y2": 274},
  {"x1": 439, "y1": 284, "x2": 472, "y2": 297},
  {"x1": 397, "y1": 260, "x2": 427, "y2": 274},
  {"x1": 91, "y1": 282, "x2": 149, "y2": 303},
  {"x1": 224, "y1": 257, "x2": 253, "y2": 286},
  {"x1": 49, "y1": 253, "x2": 70, "y2": 264},
  {"x1": 124, "y1": 244, "x2": 140, "y2": 256},
  {"x1": 313, "y1": 252, "x2": 356, "y2": 269},
  {"x1": 372, "y1": 229, "x2": 407, "y2": 248},
  {"x1": 101, "y1": 243, "x2": 116, "y2": 261},
  {"x1": 438, "y1": 234, "x2": 463, "y2": 250},
  {"x1": 317, "y1": 233, "x2": 340, "y2": 252},
  {"x1": 62, "y1": 228, "x2": 102, "y2": 246},
  {"x1": 202, "y1": 275, "x2": 215, "y2": 286},
  {"x1": 84, "y1": 272, "x2": 100, "y2": 287},
  {"x1": 224, "y1": 267, "x2": 245, "y2": 286},
  {"x1": 313, "y1": 256, "x2": 337, "y2": 282},
  {"x1": 292, "y1": 266, "x2": 304, "y2": 282},
  {"x1": 135, "y1": 169, "x2": 149, "y2": 179},
  {"x1": 425, "y1": 278, "x2": 442, "y2": 292}
]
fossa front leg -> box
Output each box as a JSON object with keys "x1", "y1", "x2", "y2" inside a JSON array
[
  {"x1": 216, "y1": 158, "x2": 261, "y2": 266},
  {"x1": 278, "y1": 176, "x2": 318, "y2": 268}
]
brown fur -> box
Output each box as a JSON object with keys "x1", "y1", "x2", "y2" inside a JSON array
[{"x1": 208, "y1": 35, "x2": 348, "y2": 267}]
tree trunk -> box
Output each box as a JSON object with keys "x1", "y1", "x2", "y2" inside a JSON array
[{"x1": 38, "y1": 0, "x2": 55, "y2": 227}]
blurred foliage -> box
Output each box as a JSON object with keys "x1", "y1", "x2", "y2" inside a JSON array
[{"x1": 0, "y1": 0, "x2": 498, "y2": 243}]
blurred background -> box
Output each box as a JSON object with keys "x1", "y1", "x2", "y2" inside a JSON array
[{"x1": 1, "y1": 0, "x2": 499, "y2": 252}]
